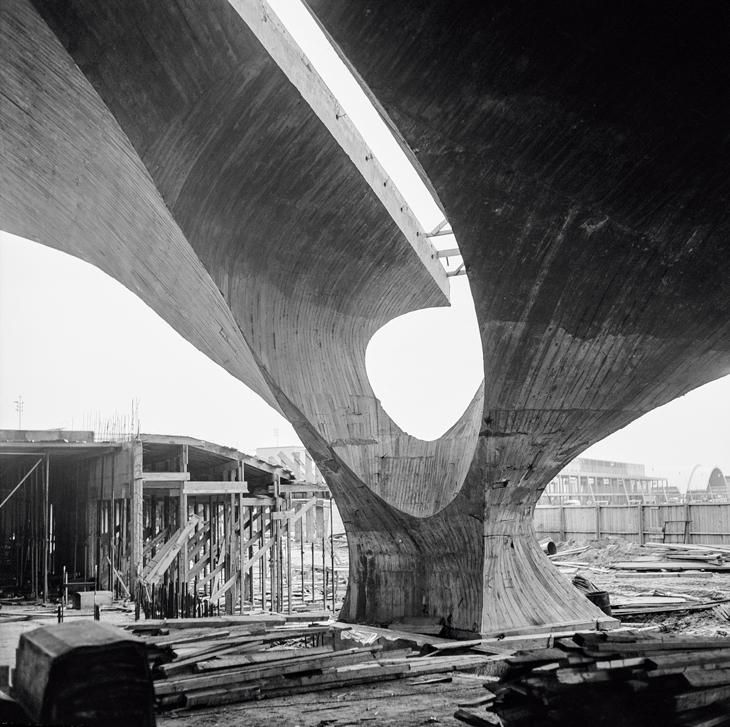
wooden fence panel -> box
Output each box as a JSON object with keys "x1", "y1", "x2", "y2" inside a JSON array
[
  {"x1": 562, "y1": 507, "x2": 595, "y2": 538},
  {"x1": 689, "y1": 504, "x2": 730, "y2": 544},
  {"x1": 599, "y1": 506, "x2": 641, "y2": 542},
  {"x1": 535, "y1": 502, "x2": 730, "y2": 544},
  {"x1": 535, "y1": 506, "x2": 562, "y2": 534}
]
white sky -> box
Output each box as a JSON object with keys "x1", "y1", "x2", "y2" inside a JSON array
[{"x1": 0, "y1": 0, "x2": 727, "y2": 473}]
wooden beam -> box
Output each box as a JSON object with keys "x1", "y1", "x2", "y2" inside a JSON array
[
  {"x1": 210, "y1": 572, "x2": 238, "y2": 603},
  {"x1": 142, "y1": 472, "x2": 190, "y2": 482},
  {"x1": 288, "y1": 499, "x2": 317, "y2": 527},
  {"x1": 199, "y1": 561, "x2": 225, "y2": 588},
  {"x1": 240, "y1": 538, "x2": 275, "y2": 574},
  {"x1": 187, "y1": 553, "x2": 210, "y2": 582},
  {"x1": 184, "y1": 481, "x2": 249, "y2": 496},
  {"x1": 279, "y1": 483, "x2": 330, "y2": 494},
  {"x1": 142, "y1": 515, "x2": 202, "y2": 586},
  {"x1": 0, "y1": 457, "x2": 43, "y2": 511},
  {"x1": 239, "y1": 497, "x2": 275, "y2": 507}
]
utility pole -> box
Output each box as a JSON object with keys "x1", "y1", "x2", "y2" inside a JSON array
[{"x1": 14, "y1": 394, "x2": 24, "y2": 429}]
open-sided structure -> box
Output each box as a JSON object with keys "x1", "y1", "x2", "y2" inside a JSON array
[{"x1": 1, "y1": 0, "x2": 729, "y2": 635}]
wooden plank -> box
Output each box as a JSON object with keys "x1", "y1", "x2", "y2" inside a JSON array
[
  {"x1": 685, "y1": 669, "x2": 730, "y2": 688},
  {"x1": 589, "y1": 638, "x2": 730, "y2": 653},
  {"x1": 185, "y1": 626, "x2": 336, "y2": 668},
  {"x1": 198, "y1": 561, "x2": 225, "y2": 588},
  {"x1": 190, "y1": 645, "x2": 333, "y2": 672},
  {"x1": 454, "y1": 709, "x2": 499, "y2": 727},
  {"x1": 648, "y1": 649, "x2": 730, "y2": 671},
  {"x1": 259, "y1": 662, "x2": 412, "y2": 697},
  {"x1": 143, "y1": 528, "x2": 169, "y2": 557},
  {"x1": 184, "y1": 481, "x2": 249, "y2": 496},
  {"x1": 155, "y1": 647, "x2": 379, "y2": 694},
  {"x1": 240, "y1": 537, "x2": 275, "y2": 573},
  {"x1": 279, "y1": 484, "x2": 330, "y2": 494},
  {"x1": 106, "y1": 556, "x2": 131, "y2": 599},
  {"x1": 481, "y1": 619, "x2": 616, "y2": 639},
  {"x1": 287, "y1": 499, "x2": 318, "y2": 528},
  {"x1": 337, "y1": 623, "x2": 453, "y2": 650},
  {"x1": 239, "y1": 497, "x2": 275, "y2": 507},
  {"x1": 140, "y1": 483, "x2": 181, "y2": 493},
  {"x1": 610, "y1": 601, "x2": 728, "y2": 616},
  {"x1": 148, "y1": 629, "x2": 233, "y2": 648},
  {"x1": 142, "y1": 515, "x2": 202, "y2": 585},
  {"x1": 209, "y1": 572, "x2": 238, "y2": 603},
  {"x1": 184, "y1": 684, "x2": 260, "y2": 708},
  {"x1": 126, "y1": 614, "x2": 286, "y2": 631},
  {"x1": 160, "y1": 639, "x2": 267, "y2": 675},
  {"x1": 186, "y1": 553, "x2": 210, "y2": 582},
  {"x1": 675, "y1": 685, "x2": 730, "y2": 712},
  {"x1": 142, "y1": 472, "x2": 190, "y2": 482},
  {"x1": 612, "y1": 561, "x2": 730, "y2": 572}
]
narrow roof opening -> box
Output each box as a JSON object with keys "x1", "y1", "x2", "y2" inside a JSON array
[{"x1": 264, "y1": 0, "x2": 482, "y2": 440}]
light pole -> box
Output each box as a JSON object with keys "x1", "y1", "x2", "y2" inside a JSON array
[{"x1": 14, "y1": 394, "x2": 24, "y2": 429}]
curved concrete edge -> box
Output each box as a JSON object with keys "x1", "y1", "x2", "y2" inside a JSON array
[
  {"x1": 228, "y1": 0, "x2": 449, "y2": 301},
  {"x1": 0, "y1": 0, "x2": 280, "y2": 414}
]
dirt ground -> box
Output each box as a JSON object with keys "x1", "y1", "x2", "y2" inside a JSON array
[
  {"x1": 5, "y1": 538, "x2": 730, "y2": 726},
  {"x1": 557, "y1": 538, "x2": 730, "y2": 636}
]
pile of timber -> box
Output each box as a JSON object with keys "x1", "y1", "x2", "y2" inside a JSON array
[
  {"x1": 612, "y1": 543, "x2": 730, "y2": 573},
  {"x1": 13, "y1": 621, "x2": 155, "y2": 726},
  {"x1": 609, "y1": 590, "x2": 730, "y2": 617},
  {"x1": 127, "y1": 616, "x2": 503, "y2": 710},
  {"x1": 454, "y1": 631, "x2": 730, "y2": 727}
]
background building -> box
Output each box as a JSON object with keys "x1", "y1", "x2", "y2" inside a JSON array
[{"x1": 541, "y1": 457, "x2": 728, "y2": 506}]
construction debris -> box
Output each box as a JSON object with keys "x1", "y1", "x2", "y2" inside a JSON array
[
  {"x1": 453, "y1": 630, "x2": 730, "y2": 726},
  {"x1": 611, "y1": 543, "x2": 730, "y2": 573},
  {"x1": 122, "y1": 615, "x2": 507, "y2": 711},
  {"x1": 12, "y1": 621, "x2": 155, "y2": 726}
]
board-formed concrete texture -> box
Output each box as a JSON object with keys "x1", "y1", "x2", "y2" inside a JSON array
[{"x1": 2, "y1": 0, "x2": 729, "y2": 634}]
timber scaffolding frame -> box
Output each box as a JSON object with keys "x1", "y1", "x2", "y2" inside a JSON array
[{"x1": 0, "y1": 430, "x2": 341, "y2": 618}]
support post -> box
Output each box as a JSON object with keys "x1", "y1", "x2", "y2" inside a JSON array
[
  {"x1": 43, "y1": 454, "x2": 49, "y2": 604},
  {"x1": 299, "y1": 509, "x2": 305, "y2": 605},
  {"x1": 239, "y1": 491, "x2": 244, "y2": 614},
  {"x1": 110, "y1": 454, "x2": 115, "y2": 594},
  {"x1": 129, "y1": 441, "x2": 144, "y2": 594},
  {"x1": 329, "y1": 498, "x2": 335, "y2": 613},
  {"x1": 327, "y1": 446, "x2": 609, "y2": 633},
  {"x1": 637, "y1": 503, "x2": 644, "y2": 545}
]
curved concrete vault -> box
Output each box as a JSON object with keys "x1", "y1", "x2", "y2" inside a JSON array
[{"x1": 1, "y1": 0, "x2": 729, "y2": 635}]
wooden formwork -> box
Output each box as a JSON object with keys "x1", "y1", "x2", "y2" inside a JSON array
[{"x1": 137, "y1": 487, "x2": 342, "y2": 619}]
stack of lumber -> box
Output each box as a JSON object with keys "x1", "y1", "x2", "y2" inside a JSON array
[
  {"x1": 609, "y1": 589, "x2": 729, "y2": 617},
  {"x1": 13, "y1": 621, "x2": 154, "y2": 726},
  {"x1": 129, "y1": 616, "x2": 503, "y2": 710},
  {"x1": 550, "y1": 546, "x2": 611, "y2": 576},
  {"x1": 454, "y1": 630, "x2": 730, "y2": 727},
  {"x1": 612, "y1": 543, "x2": 730, "y2": 573}
]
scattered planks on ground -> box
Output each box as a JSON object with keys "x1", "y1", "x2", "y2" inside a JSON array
[
  {"x1": 612, "y1": 543, "x2": 730, "y2": 573},
  {"x1": 454, "y1": 630, "x2": 730, "y2": 726},
  {"x1": 127, "y1": 614, "x2": 508, "y2": 710},
  {"x1": 549, "y1": 546, "x2": 590, "y2": 560}
]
